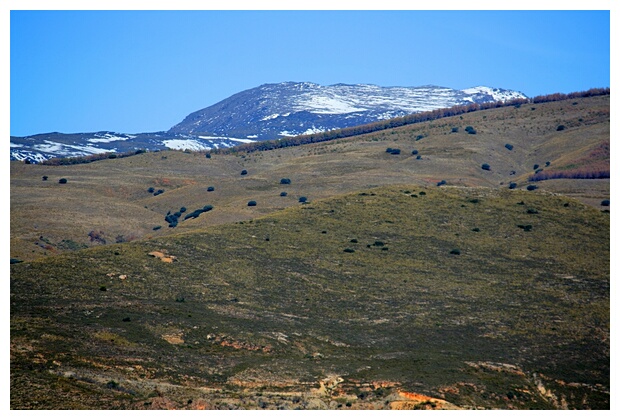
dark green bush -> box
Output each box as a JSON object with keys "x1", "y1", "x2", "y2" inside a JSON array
[
  {"x1": 390, "y1": 148, "x2": 401, "y2": 155},
  {"x1": 450, "y1": 248, "x2": 461, "y2": 255},
  {"x1": 545, "y1": 161, "x2": 551, "y2": 167},
  {"x1": 437, "y1": 180, "x2": 446, "y2": 186},
  {"x1": 205, "y1": 153, "x2": 211, "y2": 159},
  {"x1": 556, "y1": 125, "x2": 566, "y2": 131},
  {"x1": 280, "y1": 178, "x2": 291, "y2": 184},
  {"x1": 533, "y1": 164, "x2": 539, "y2": 170},
  {"x1": 207, "y1": 186, "x2": 215, "y2": 191},
  {"x1": 59, "y1": 178, "x2": 68, "y2": 184},
  {"x1": 451, "y1": 127, "x2": 459, "y2": 133},
  {"x1": 299, "y1": 196, "x2": 308, "y2": 203},
  {"x1": 180, "y1": 207, "x2": 186, "y2": 213},
  {"x1": 280, "y1": 191, "x2": 287, "y2": 197},
  {"x1": 248, "y1": 200, "x2": 257, "y2": 206},
  {"x1": 481, "y1": 163, "x2": 491, "y2": 171},
  {"x1": 412, "y1": 150, "x2": 418, "y2": 155},
  {"x1": 153, "y1": 226, "x2": 161, "y2": 231},
  {"x1": 241, "y1": 169, "x2": 248, "y2": 175},
  {"x1": 465, "y1": 126, "x2": 477, "y2": 134},
  {"x1": 343, "y1": 248, "x2": 355, "y2": 253},
  {"x1": 415, "y1": 134, "x2": 425, "y2": 141},
  {"x1": 42, "y1": 176, "x2": 48, "y2": 181},
  {"x1": 601, "y1": 199, "x2": 610, "y2": 206},
  {"x1": 508, "y1": 182, "x2": 517, "y2": 189},
  {"x1": 416, "y1": 155, "x2": 422, "y2": 160},
  {"x1": 526, "y1": 185, "x2": 538, "y2": 191},
  {"x1": 472, "y1": 227, "x2": 480, "y2": 232},
  {"x1": 526, "y1": 208, "x2": 539, "y2": 214},
  {"x1": 505, "y1": 144, "x2": 514, "y2": 151},
  {"x1": 147, "y1": 187, "x2": 155, "y2": 193}
]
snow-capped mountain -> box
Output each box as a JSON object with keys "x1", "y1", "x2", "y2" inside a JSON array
[
  {"x1": 169, "y1": 82, "x2": 527, "y2": 140},
  {"x1": 11, "y1": 82, "x2": 526, "y2": 162},
  {"x1": 10, "y1": 131, "x2": 254, "y2": 163}
]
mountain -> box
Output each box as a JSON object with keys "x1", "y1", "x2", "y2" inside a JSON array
[
  {"x1": 10, "y1": 82, "x2": 526, "y2": 162},
  {"x1": 168, "y1": 82, "x2": 527, "y2": 139},
  {"x1": 10, "y1": 131, "x2": 253, "y2": 163}
]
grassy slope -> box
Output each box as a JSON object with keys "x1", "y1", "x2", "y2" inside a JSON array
[
  {"x1": 10, "y1": 95, "x2": 609, "y2": 262},
  {"x1": 11, "y1": 186, "x2": 609, "y2": 409},
  {"x1": 10, "y1": 95, "x2": 610, "y2": 409}
]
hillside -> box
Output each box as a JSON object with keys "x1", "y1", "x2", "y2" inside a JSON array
[
  {"x1": 10, "y1": 95, "x2": 610, "y2": 263},
  {"x1": 10, "y1": 185, "x2": 610, "y2": 409},
  {"x1": 10, "y1": 94, "x2": 610, "y2": 410}
]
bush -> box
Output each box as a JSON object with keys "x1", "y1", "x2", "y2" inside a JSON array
[
  {"x1": 481, "y1": 163, "x2": 491, "y2": 171},
  {"x1": 59, "y1": 178, "x2": 68, "y2": 184},
  {"x1": 42, "y1": 176, "x2": 48, "y2": 181},
  {"x1": 153, "y1": 225, "x2": 162, "y2": 231},
  {"x1": 416, "y1": 155, "x2": 422, "y2": 160},
  {"x1": 601, "y1": 199, "x2": 610, "y2": 206},
  {"x1": 389, "y1": 148, "x2": 401, "y2": 155},
  {"x1": 385, "y1": 148, "x2": 394, "y2": 153},
  {"x1": 505, "y1": 143, "x2": 514, "y2": 151},
  {"x1": 465, "y1": 126, "x2": 477, "y2": 134},
  {"x1": 545, "y1": 161, "x2": 551, "y2": 167},
  {"x1": 280, "y1": 178, "x2": 291, "y2": 184},
  {"x1": 451, "y1": 127, "x2": 459, "y2": 133},
  {"x1": 241, "y1": 169, "x2": 248, "y2": 175},
  {"x1": 343, "y1": 248, "x2": 355, "y2": 253},
  {"x1": 450, "y1": 248, "x2": 461, "y2": 255},
  {"x1": 556, "y1": 125, "x2": 565, "y2": 131},
  {"x1": 299, "y1": 196, "x2": 307, "y2": 203},
  {"x1": 415, "y1": 134, "x2": 425, "y2": 141},
  {"x1": 205, "y1": 153, "x2": 211, "y2": 159},
  {"x1": 508, "y1": 182, "x2": 517, "y2": 189},
  {"x1": 147, "y1": 187, "x2": 155, "y2": 193},
  {"x1": 207, "y1": 186, "x2": 215, "y2": 191},
  {"x1": 280, "y1": 192, "x2": 287, "y2": 197},
  {"x1": 247, "y1": 200, "x2": 257, "y2": 206},
  {"x1": 526, "y1": 185, "x2": 538, "y2": 191},
  {"x1": 533, "y1": 164, "x2": 539, "y2": 170},
  {"x1": 412, "y1": 150, "x2": 418, "y2": 155},
  {"x1": 437, "y1": 180, "x2": 447, "y2": 186},
  {"x1": 180, "y1": 207, "x2": 186, "y2": 213}
]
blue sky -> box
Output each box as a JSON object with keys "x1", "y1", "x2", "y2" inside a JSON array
[{"x1": 8, "y1": 7, "x2": 611, "y2": 137}]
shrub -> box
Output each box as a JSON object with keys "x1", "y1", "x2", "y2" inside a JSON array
[
  {"x1": 42, "y1": 176, "x2": 48, "y2": 181},
  {"x1": 59, "y1": 178, "x2": 68, "y2": 184},
  {"x1": 390, "y1": 148, "x2": 401, "y2": 155},
  {"x1": 147, "y1": 187, "x2": 155, "y2": 193},
  {"x1": 412, "y1": 150, "x2": 418, "y2": 155},
  {"x1": 280, "y1": 178, "x2": 291, "y2": 184},
  {"x1": 153, "y1": 225, "x2": 162, "y2": 231},
  {"x1": 205, "y1": 153, "x2": 211, "y2": 159},
  {"x1": 437, "y1": 180, "x2": 447, "y2": 186},
  {"x1": 108, "y1": 154, "x2": 117, "y2": 159},
  {"x1": 517, "y1": 224, "x2": 533, "y2": 232},
  {"x1": 450, "y1": 248, "x2": 461, "y2": 255},
  {"x1": 416, "y1": 155, "x2": 422, "y2": 160},
  {"x1": 419, "y1": 191, "x2": 426, "y2": 195},
  {"x1": 465, "y1": 126, "x2": 477, "y2": 134},
  {"x1": 545, "y1": 161, "x2": 551, "y2": 167},
  {"x1": 247, "y1": 200, "x2": 257, "y2": 206},
  {"x1": 299, "y1": 196, "x2": 308, "y2": 203},
  {"x1": 241, "y1": 169, "x2": 248, "y2": 175},
  {"x1": 180, "y1": 207, "x2": 186, "y2": 213},
  {"x1": 385, "y1": 148, "x2": 394, "y2": 153},
  {"x1": 601, "y1": 199, "x2": 610, "y2": 206},
  {"x1": 374, "y1": 241, "x2": 385, "y2": 247},
  {"x1": 526, "y1": 208, "x2": 539, "y2": 214},
  {"x1": 415, "y1": 134, "x2": 425, "y2": 141},
  {"x1": 350, "y1": 239, "x2": 358, "y2": 243},
  {"x1": 207, "y1": 186, "x2": 215, "y2": 191},
  {"x1": 533, "y1": 164, "x2": 539, "y2": 170},
  {"x1": 451, "y1": 127, "x2": 459, "y2": 133},
  {"x1": 505, "y1": 143, "x2": 514, "y2": 151},
  {"x1": 526, "y1": 185, "x2": 538, "y2": 191},
  {"x1": 556, "y1": 125, "x2": 565, "y2": 131},
  {"x1": 99, "y1": 286, "x2": 107, "y2": 292},
  {"x1": 481, "y1": 163, "x2": 491, "y2": 171},
  {"x1": 280, "y1": 191, "x2": 287, "y2": 197},
  {"x1": 343, "y1": 248, "x2": 355, "y2": 253},
  {"x1": 203, "y1": 205, "x2": 213, "y2": 211},
  {"x1": 508, "y1": 182, "x2": 517, "y2": 189},
  {"x1": 472, "y1": 227, "x2": 480, "y2": 232}
]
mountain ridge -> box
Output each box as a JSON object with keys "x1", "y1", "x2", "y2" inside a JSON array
[{"x1": 11, "y1": 81, "x2": 526, "y2": 162}]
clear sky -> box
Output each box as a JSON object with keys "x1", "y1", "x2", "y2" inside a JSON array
[{"x1": 8, "y1": 4, "x2": 612, "y2": 137}]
